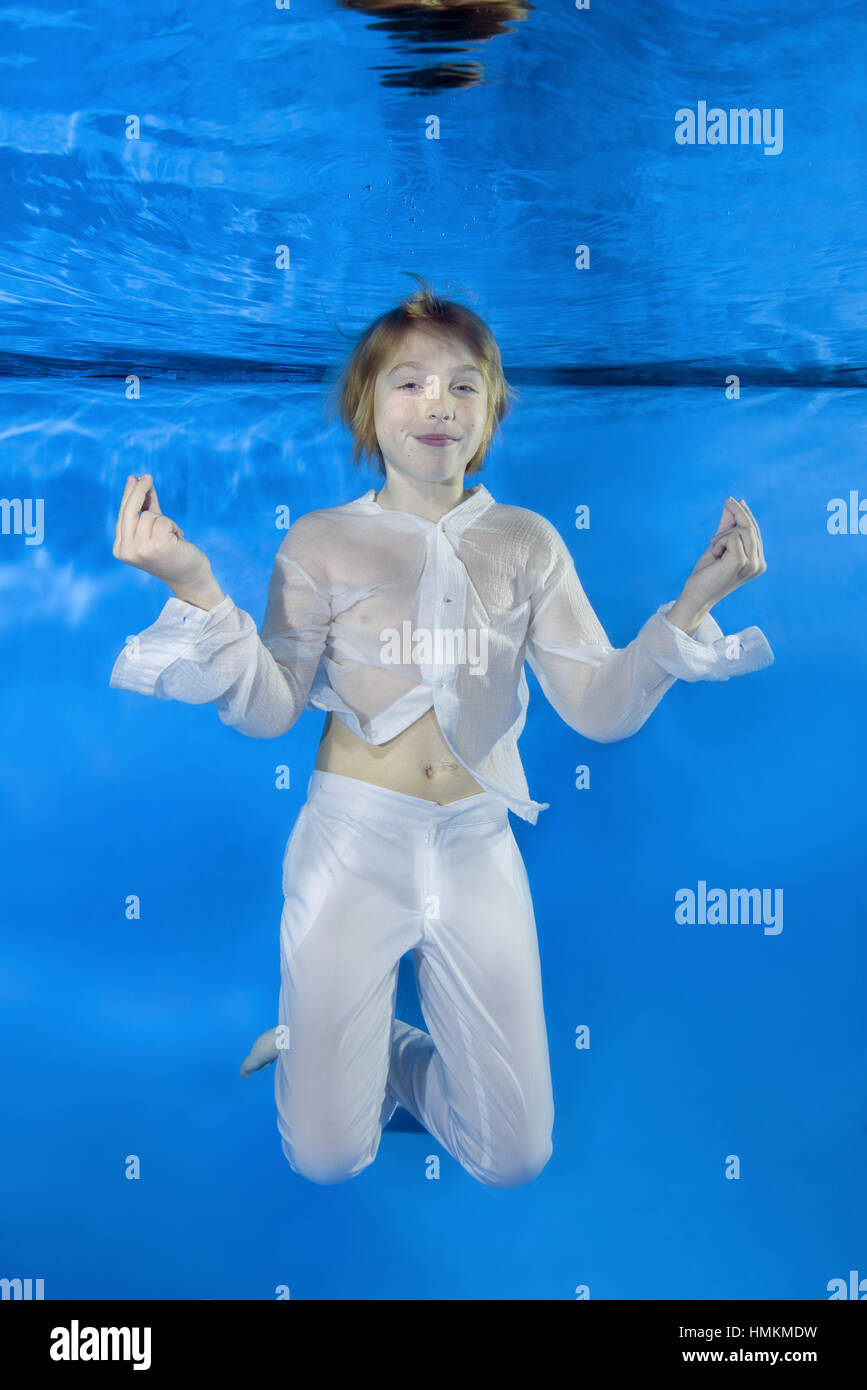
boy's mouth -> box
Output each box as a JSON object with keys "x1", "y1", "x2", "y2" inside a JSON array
[{"x1": 415, "y1": 434, "x2": 457, "y2": 446}]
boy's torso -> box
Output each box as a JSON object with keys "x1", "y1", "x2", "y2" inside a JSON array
[
  {"x1": 305, "y1": 490, "x2": 548, "y2": 804},
  {"x1": 312, "y1": 705, "x2": 484, "y2": 804}
]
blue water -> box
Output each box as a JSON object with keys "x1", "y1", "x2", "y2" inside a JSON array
[{"x1": 1, "y1": 0, "x2": 865, "y2": 1301}]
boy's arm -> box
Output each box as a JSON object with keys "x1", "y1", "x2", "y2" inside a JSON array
[
  {"x1": 524, "y1": 520, "x2": 773, "y2": 743},
  {"x1": 109, "y1": 516, "x2": 331, "y2": 739}
]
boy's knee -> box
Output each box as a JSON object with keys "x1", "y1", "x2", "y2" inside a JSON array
[
  {"x1": 459, "y1": 1131, "x2": 553, "y2": 1190},
  {"x1": 280, "y1": 1134, "x2": 377, "y2": 1186},
  {"x1": 486, "y1": 1137, "x2": 553, "y2": 1189}
]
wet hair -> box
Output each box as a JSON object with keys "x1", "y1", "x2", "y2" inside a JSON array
[{"x1": 325, "y1": 274, "x2": 516, "y2": 476}]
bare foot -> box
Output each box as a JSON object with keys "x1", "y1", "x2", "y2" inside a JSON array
[{"x1": 240, "y1": 1026, "x2": 279, "y2": 1078}]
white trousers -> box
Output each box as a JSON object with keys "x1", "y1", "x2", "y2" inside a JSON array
[{"x1": 274, "y1": 770, "x2": 555, "y2": 1188}]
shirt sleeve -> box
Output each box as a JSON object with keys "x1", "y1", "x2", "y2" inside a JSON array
[
  {"x1": 108, "y1": 515, "x2": 332, "y2": 738},
  {"x1": 524, "y1": 521, "x2": 774, "y2": 743}
]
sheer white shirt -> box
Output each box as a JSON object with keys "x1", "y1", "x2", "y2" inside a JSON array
[{"x1": 109, "y1": 483, "x2": 774, "y2": 823}]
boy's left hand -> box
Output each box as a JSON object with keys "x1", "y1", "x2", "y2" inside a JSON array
[{"x1": 677, "y1": 496, "x2": 767, "y2": 617}]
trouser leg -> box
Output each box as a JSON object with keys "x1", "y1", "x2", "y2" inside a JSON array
[
  {"x1": 274, "y1": 800, "x2": 406, "y2": 1185},
  {"x1": 386, "y1": 815, "x2": 555, "y2": 1189}
]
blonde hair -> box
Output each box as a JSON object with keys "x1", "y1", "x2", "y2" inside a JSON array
[{"x1": 325, "y1": 275, "x2": 517, "y2": 476}]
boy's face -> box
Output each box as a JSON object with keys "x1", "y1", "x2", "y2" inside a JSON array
[{"x1": 373, "y1": 326, "x2": 488, "y2": 485}]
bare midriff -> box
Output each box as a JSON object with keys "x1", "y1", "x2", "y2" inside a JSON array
[{"x1": 313, "y1": 706, "x2": 484, "y2": 804}]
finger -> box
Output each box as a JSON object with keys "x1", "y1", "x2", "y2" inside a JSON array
[
  {"x1": 733, "y1": 526, "x2": 749, "y2": 569},
  {"x1": 740, "y1": 520, "x2": 758, "y2": 570},
  {"x1": 734, "y1": 496, "x2": 757, "y2": 529},
  {"x1": 150, "y1": 513, "x2": 181, "y2": 544},
  {"x1": 142, "y1": 475, "x2": 163, "y2": 517},
  {"x1": 136, "y1": 509, "x2": 159, "y2": 544},
  {"x1": 138, "y1": 508, "x2": 183, "y2": 550},
  {"x1": 119, "y1": 475, "x2": 153, "y2": 553},
  {"x1": 727, "y1": 498, "x2": 761, "y2": 570},
  {"x1": 713, "y1": 501, "x2": 736, "y2": 536},
  {"x1": 709, "y1": 521, "x2": 740, "y2": 550},
  {"x1": 728, "y1": 508, "x2": 757, "y2": 569},
  {"x1": 114, "y1": 474, "x2": 140, "y2": 549},
  {"x1": 711, "y1": 524, "x2": 748, "y2": 566},
  {"x1": 735, "y1": 497, "x2": 765, "y2": 568},
  {"x1": 709, "y1": 506, "x2": 756, "y2": 552}
]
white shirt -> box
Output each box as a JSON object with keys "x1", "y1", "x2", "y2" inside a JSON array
[{"x1": 109, "y1": 483, "x2": 774, "y2": 823}]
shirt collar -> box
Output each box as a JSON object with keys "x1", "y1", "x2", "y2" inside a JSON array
[{"x1": 349, "y1": 483, "x2": 495, "y2": 535}]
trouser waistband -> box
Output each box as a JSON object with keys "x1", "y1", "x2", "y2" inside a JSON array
[{"x1": 306, "y1": 770, "x2": 508, "y2": 829}]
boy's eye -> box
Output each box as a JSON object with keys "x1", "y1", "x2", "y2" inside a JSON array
[{"x1": 396, "y1": 381, "x2": 477, "y2": 393}]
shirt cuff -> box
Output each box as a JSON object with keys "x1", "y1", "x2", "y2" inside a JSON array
[
  {"x1": 641, "y1": 600, "x2": 775, "y2": 681},
  {"x1": 109, "y1": 592, "x2": 238, "y2": 696}
]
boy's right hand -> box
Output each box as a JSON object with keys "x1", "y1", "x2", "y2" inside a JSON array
[{"x1": 112, "y1": 474, "x2": 219, "y2": 602}]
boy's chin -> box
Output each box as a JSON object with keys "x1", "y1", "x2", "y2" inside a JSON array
[{"x1": 386, "y1": 457, "x2": 469, "y2": 485}]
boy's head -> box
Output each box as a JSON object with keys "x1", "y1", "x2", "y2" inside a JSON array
[{"x1": 327, "y1": 277, "x2": 514, "y2": 480}]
